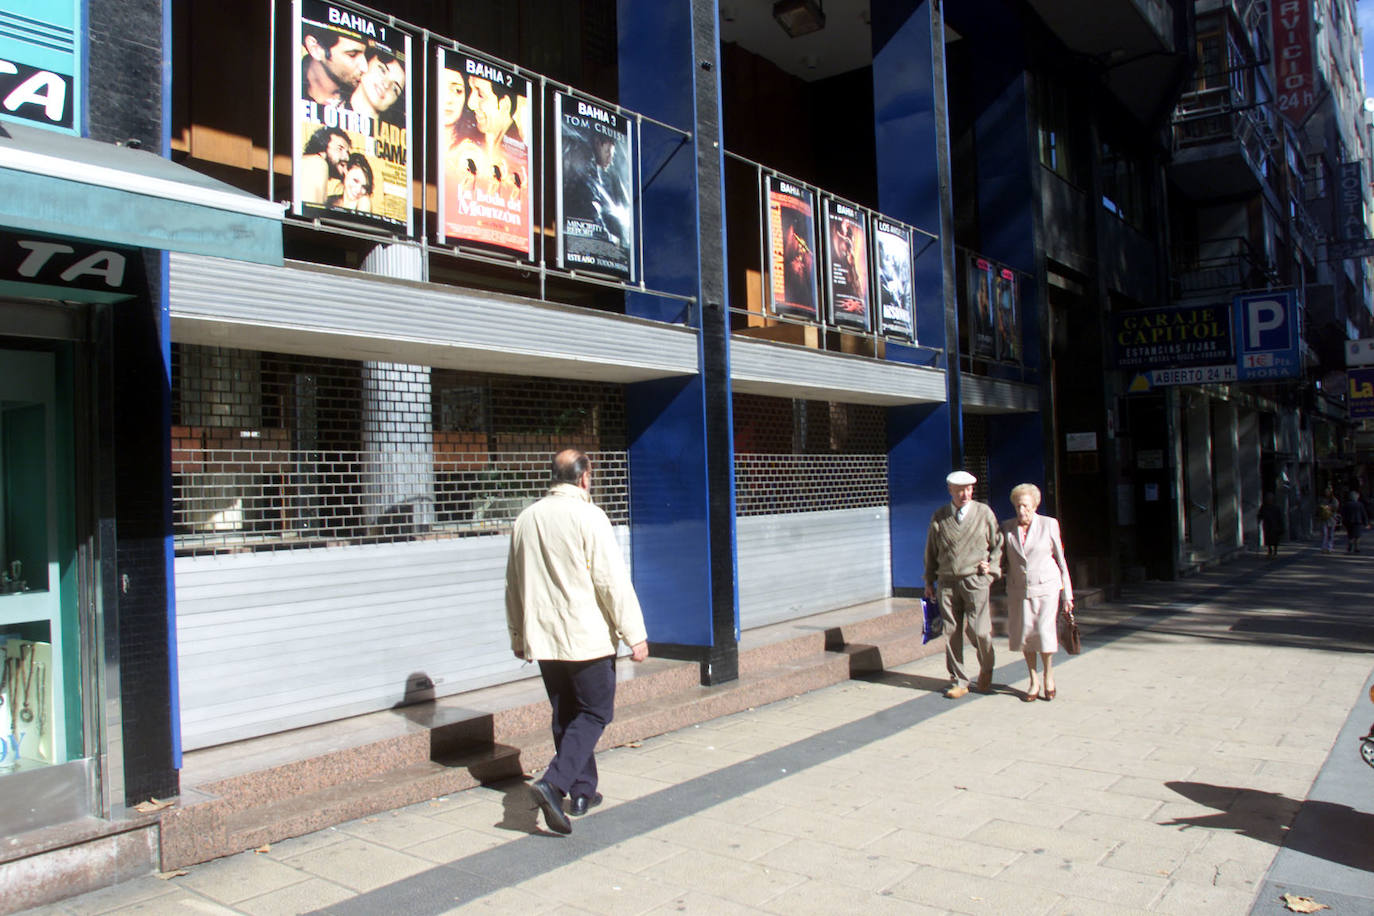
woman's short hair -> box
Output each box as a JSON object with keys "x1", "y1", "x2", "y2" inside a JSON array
[{"x1": 1010, "y1": 483, "x2": 1041, "y2": 508}]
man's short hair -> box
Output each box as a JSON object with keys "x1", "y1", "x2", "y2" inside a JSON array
[
  {"x1": 302, "y1": 23, "x2": 354, "y2": 57},
  {"x1": 551, "y1": 450, "x2": 590, "y2": 483},
  {"x1": 304, "y1": 125, "x2": 350, "y2": 156}
]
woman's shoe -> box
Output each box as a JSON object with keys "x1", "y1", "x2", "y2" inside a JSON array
[{"x1": 1042, "y1": 683, "x2": 1056, "y2": 701}]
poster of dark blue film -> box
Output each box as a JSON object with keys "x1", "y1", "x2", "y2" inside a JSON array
[
  {"x1": 823, "y1": 198, "x2": 871, "y2": 331},
  {"x1": 555, "y1": 92, "x2": 635, "y2": 281},
  {"x1": 967, "y1": 255, "x2": 996, "y2": 359},
  {"x1": 292, "y1": 0, "x2": 413, "y2": 234},
  {"x1": 764, "y1": 175, "x2": 819, "y2": 321},
  {"x1": 874, "y1": 218, "x2": 914, "y2": 341},
  {"x1": 996, "y1": 267, "x2": 1020, "y2": 362}
]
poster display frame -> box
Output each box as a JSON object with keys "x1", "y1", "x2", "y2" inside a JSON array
[
  {"x1": 435, "y1": 44, "x2": 535, "y2": 260},
  {"x1": 873, "y1": 216, "x2": 916, "y2": 343},
  {"x1": 553, "y1": 90, "x2": 637, "y2": 283},
  {"x1": 762, "y1": 174, "x2": 821, "y2": 323},
  {"x1": 821, "y1": 195, "x2": 872, "y2": 333},
  {"x1": 291, "y1": 0, "x2": 415, "y2": 237}
]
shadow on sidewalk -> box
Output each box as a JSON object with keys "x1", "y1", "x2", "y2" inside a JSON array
[{"x1": 1161, "y1": 781, "x2": 1374, "y2": 872}]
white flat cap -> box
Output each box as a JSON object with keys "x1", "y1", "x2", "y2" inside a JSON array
[{"x1": 946, "y1": 470, "x2": 977, "y2": 486}]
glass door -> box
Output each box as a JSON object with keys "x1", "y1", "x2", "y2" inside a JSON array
[{"x1": 0, "y1": 345, "x2": 84, "y2": 829}]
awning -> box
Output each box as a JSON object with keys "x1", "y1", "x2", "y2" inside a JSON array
[{"x1": 0, "y1": 120, "x2": 283, "y2": 266}]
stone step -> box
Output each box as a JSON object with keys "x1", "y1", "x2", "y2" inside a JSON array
[{"x1": 159, "y1": 599, "x2": 947, "y2": 870}]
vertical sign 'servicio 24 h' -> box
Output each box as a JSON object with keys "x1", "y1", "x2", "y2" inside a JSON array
[
  {"x1": 1272, "y1": 0, "x2": 1316, "y2": 125},
  {"x1": 293, "y1": 0, "x2": 413, "y2": 235}
]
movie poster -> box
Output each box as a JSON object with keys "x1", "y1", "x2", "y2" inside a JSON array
[
  {"x1": 874, "y1": 218, "x2": 915, "y2": 341},
  {"x1": 765, "y1": 175, "x2": 819, "y2": 321},
  {"x1": 996, "y1": 267, "x2": 1020, "y2": 362},
  {"x1": 966, "y1": 255, "x2": 995, "y2": 359},
  {"x1": 292, "y1": 0, "x2": 412, "y2": 234},
  {"x1": 555, "y1": 91, "x2": 635, "y2": 281},
  {"x1": 436, "y1": 47, "x2": 532, "y2": 258},
  {"x1": 823, "y1": 197, "x2": 870, "y2": 331}
]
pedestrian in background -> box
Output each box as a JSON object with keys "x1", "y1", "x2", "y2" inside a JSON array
[
  {"x1": 1342, "y1": 490, "x2": 1368, "y2": 554},
  {"x1": 505, "y1": 449, "x2": 649, "y2": 835},
  {"x1": 1258, "y1": 493, "x2": 1284, "y2": 559},
  {"x1": 924, "y1": 470, "x2": 1003, "y2": 699},
  {"x1": 1318, "y1": 487, "x2": 1340, "y2": 554},
  {"x1": 1001, "y1": 483, "x2": 1073, "y2": 702}
]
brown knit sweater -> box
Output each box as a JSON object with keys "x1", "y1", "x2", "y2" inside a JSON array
[{"x1": 923, "y1": 501, "x2": 1003, "y2": 589}]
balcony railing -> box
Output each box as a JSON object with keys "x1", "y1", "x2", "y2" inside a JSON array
[
  {"x1": 1171, "y1": 236, "x2": 1277, "y2": 299},
  {"x1": 1171, "y1": 86, "x2": 1277, "y2": 183}
]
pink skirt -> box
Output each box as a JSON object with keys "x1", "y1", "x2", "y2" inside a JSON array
[{"x1": 1008, "y1": 592, "x2": 1059, "y2": 653}]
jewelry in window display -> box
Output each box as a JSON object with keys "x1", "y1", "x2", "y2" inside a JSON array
[{"x1": 17, "y1": 643, "x2": 35, "y2": 724}]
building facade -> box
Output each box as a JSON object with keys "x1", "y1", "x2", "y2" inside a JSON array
[{"x1": 3, "y1": 0, "x2": 1372, "y2": 906}]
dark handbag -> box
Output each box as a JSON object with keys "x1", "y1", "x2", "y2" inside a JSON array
[
  {"x1": 1057, "y1": 597, "x2": 1081, "y2": 655},
  {"x1": 921, "y1": 597, "x2": 944, "y2": 644}
]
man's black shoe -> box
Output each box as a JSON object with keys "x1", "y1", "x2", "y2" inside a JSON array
[
  {"x1": 568, "y1": 793, "x2": 603, "y2": 816},
  {"x1": 529, "y1": 779, "x2": 572, "y2": 835}
]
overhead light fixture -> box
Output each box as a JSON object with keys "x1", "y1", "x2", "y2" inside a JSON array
[{"x1": 773, "y1": 0, "x2": 825, "y2": 38}]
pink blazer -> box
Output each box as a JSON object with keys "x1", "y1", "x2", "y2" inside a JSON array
[{"x1": 1001, "y1": 514, "x2": 1073, "y2": 603}]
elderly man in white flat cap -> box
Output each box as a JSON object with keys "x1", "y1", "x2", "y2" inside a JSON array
[{"x1": 924, "y1": 470, "x2": 1003, "y2": 698}]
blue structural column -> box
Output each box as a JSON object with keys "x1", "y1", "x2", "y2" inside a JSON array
[
  {"x1": 619, "y1": 0, "x2": 739, "y2": 684},
  {"x1": 873, "y1": 0, "x2": 958, "y2": 595},
  {"x1": 952, "y1": 1, "x2": 1048, "y2": 512}
]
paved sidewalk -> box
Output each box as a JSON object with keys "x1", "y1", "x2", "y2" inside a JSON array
[{"x1": 22, "y1": 548, "x2": 1374, "y2": 915}]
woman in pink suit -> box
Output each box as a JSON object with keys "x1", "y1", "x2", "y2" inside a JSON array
[{"x1": 1001, "y1": 483, "x2": 1073, "y2": 701}]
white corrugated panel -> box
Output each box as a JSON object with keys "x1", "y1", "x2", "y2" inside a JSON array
[
  {"x1": 167, "y1": 253, "x2": 699, "y2": 384},
  {"x1": 960, "y1": 373, "x2": 1040, "y2": 414},
  {"x1": 730, "y1": 336, "x2": 947, "y2": 406},
  {"x1": 175, "y1": 528, "x2": 631, "y2": 749},
  {"x1": 737, "y1": 507, "x2": 891, "y2": 629}
]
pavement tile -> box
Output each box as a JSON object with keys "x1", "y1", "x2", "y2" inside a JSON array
[
  {"x1": 748, "y1": 803, "x2": 898, "y2": 849},
  {"x1": 995, "y1": 760, "x2": 1119, "y2": 791},
  {"x1": 405, "y1": 826, "x2": 508, "y2": 865},
  {"x1": 994, "y1": 850, "x2": 1170, "y2": 908},
  {"x1": 336, "y1": 810, "x2": 464, "y2": 851},
  {"x1": 862, "y1": 828, "x2": 1025, "y2": 877},
  {"x1": 516, "y1": 860, "x2": 686, "y2": 916},
  {"x1": 759, "y1": 879, "x2": 948, "y2": 916},
  {"x1": 644, "y1": 815, "x2": 794, "y2": 861},
  {"x1": 847, "y1": 792, "x2": 987, "y2": 839},
  {"x1": 754, "y1": 837, "x2": 918, "y2": 891},
  {"x1": 643, "y1": 890, "x2": 772, "y2": 915},
  {"x1": 1044, "y1": 896, "x2": 1157, "y2": 915},
  {"x1": 649, "y1": 848, "x2": 807, "y2": 906},
  {"x1": 1151, "y1": 878, "x2": 1260, "y2": 914},
  {"x1": 580, "y1": 835, "x2": 686, "y2": 875},
  {"x1": 1167, "y1": 853, "x2": 1266, "y2": 894},
  {"x1": 277, "y1": 837, "x2": 434, "y2": 893},
  {"x1": 695, "y1": 795, "x2": 786, "y2": 826},
  {"x1": 1097, "y1": 838, "x2": 1192, "y2": 876},
  {"x1": 87, "y1": 889, "x2": 243, "y2": 914},
  {"x1": 1022, "y1": 784, "x2": 1162, "y2": 820},
  {"x1": 884, "y1": 863, "x2": 1063, "y2": 915},
  {"x1": 962, "y1": 819, "x2": 1115, "y2": 863},
  {"x1": 235, "y1": 877, "x2": 358, "y2": 916},
  {"x1": 1057, "y1": 812, "x2": 1207, "y2": 856},
  {"x1": 170, "y1": 851, "x2": 309, "y2": 905},
  {"x1": 57, "y1": 879, "x2": 182, "y2": 916},
  {"x1": 932, "y1": 791, "x2": 1081, "y2": 831},
  {"x1": 431, "y1": 886, "x2": 560, "y2": 914}
]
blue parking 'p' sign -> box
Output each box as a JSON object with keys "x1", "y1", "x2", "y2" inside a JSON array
[{"x1": 1233, "y1": 290, "x2": 1300, "y2": 381}]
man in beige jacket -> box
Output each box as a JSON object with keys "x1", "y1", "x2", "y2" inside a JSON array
[{"x1": 506, "y1": 449, "x2": 649, "y2": 835}]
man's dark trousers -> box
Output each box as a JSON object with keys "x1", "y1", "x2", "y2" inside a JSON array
[{"x1": 538, "y1": 655, "x2": 616, "y2": 799}]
